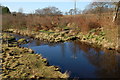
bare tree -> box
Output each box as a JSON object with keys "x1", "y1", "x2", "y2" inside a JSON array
[
  {"x1": 112, "y1": 1, "x2": 120, "y2": 22},
  {"x1": 112, "y1": 1, "x2": 120, "y2": 50},
  {"x1": 69, "y1": 9, "x2": 74, "y2": 15},
  {"x1": 83, "y1": 2, "x2": 114, "y2": 14},
  {"x1": 35, "y1": 6, "x2": 62, "y2": 16},
  {"x1": 18, "y1": 8, "x2": 23, "y2": 13}
]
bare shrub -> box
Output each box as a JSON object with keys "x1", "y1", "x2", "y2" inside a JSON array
[{"x1": 2, "y1": 13, "x2": 117, "y2": 33}]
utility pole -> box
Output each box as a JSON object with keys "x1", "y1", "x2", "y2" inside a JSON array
[{"x1": 74, "y1": 0, "x2": 77, "y2": 15}]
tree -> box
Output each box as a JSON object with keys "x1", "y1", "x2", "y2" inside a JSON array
[
  {"x1": 35, "y1": 6, "x2": 62, "y2": 16},
  {"x1": 68, "y1": 8, "x2": 81, "y2": 15},
  {"x1": 18, "y1": 8, "x2": 23, "y2": 13},
  {"x1": 35, "y1": 9, "x2": 44, "y2": 15},
  {"x1": 83, "y1": 2, "x2": 114, "y2": 14},
  {"x1": 76, "y1": 8, "x2": 82, "y2": 14},
  {"x1": 112, "y1": 1, "x2": 120, "y2": 50},
  {"x1": 65, "y1": 12, "x2": 68, "y2": 15},
  {"x1": 0, "y1": 6, "x2": 11, "y2": 14},
  {"x1": 112, "y1": 1, "x2": 120, "y2": 22},
  {"x1": 69, "y1": 9, "x2": 74, "y2": 15}
]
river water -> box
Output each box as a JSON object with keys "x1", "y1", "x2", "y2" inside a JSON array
[{"x1": 12, "y1": 33, "x2": 120, "y2": 78}]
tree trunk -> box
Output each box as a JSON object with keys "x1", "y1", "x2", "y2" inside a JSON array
[
  {"x1": 112, "y1": 1, "x2": 120, "y2": 22},
  {"x1": 118, "y1": 26, "x2": 120, "y2": 51},
  {"x1": 113, "y1": 1, "x2": 120, "y2": 51}
]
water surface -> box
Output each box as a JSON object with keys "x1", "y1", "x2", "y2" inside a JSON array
[{"x1": 13, "y1": 33, "x2": 120, "y2": 78}]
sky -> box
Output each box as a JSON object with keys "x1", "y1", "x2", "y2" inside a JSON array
[
  {"x1": 1, "y1": 0, "x2": 118, "y2": 14},
  {"x1": 1, "y1": 2, "x2": 91, "y2": 13}
]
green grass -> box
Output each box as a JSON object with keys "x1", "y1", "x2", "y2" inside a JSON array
[{"x1": 39, "y1": 30, "x2": 54, "y2": 34}]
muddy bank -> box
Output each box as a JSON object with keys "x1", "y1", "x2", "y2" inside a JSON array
[
  {"x1": 5, "y1": 28, "x2": 117, "y2": 51},
  {"x1": 1, "y1": 33, "x2": 69, "y2": 79}
]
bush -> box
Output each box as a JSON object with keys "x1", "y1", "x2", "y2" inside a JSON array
[{"x1": 2, "y1": 13, "x2": 115, "y2": 34}]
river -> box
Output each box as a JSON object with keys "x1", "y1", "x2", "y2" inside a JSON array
[{"x1": 12, "y1": 33, "x2": 120, "y2": 78}]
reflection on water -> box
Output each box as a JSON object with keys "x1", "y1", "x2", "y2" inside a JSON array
[
  {"x1": 73, "y1": 41, "x2": 120, "y2": 78},
  {"x1": 13, "y1": 34, "x2": 120, "y2": 78}
]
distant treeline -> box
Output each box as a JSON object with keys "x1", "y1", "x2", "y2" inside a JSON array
[
  {"x1": 2, "y1": 2, "x2": 120, "y2": 31},
  {"x1": 1, "y1": 2, "x2": 119, "y2": 15}
]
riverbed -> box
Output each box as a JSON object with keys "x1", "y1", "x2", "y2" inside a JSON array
[{"x1": 12, "y1": 33, "x2": 120, "y2": 78}]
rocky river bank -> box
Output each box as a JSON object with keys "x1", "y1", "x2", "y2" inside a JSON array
[
  {"x1": 5, "y1": 28, "x2": 117, "y2": 51},
  {"x1": 1, "y1": 33, "x2": 69, "y2": 79}
]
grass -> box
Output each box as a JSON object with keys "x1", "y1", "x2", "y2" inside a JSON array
[
  {"x1": 2, "y1": 33, "x2": 69, "y2": 79},
  {"x1": 2, "y1": 45, "x2": 69, "y2": 78},
  {"x1": 39, "y1": 30, "x2": 54, "y2": 34},
  {"x1": 103, "y1": 25, "x2": 118, "y2": 46}
]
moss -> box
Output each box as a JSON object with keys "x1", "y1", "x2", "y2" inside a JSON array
[
  {"x1": 2, "y1": 33, "x2": 16, "y2": 42},
  {"x1": 5, "y1": 28, "x2": 116, "y2": 50},
  {"x1": 17, "y1": 38, "x2": 27, "y2": 44},
  {"x1": 2, "y1": 35, "x2": 69, "y2": 79},
  {"x1": 99, "y1": 31, "x2": 105, "y2": 36},
  {"x1": 63, "y1": 27, "x2": 69, "y2": 30},
  {"x1": 89, "y1": 29, "x2": 96, "y2": 33}
]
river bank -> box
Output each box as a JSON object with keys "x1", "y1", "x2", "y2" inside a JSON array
[
  {"x1": 5, "y1": 28, "x2": 118, "y2": 51},
  {"x1": 1, "y1": 33, "x2": 69, "y2": 79},
  {"x1": 12, "y1": 32, "x2": 120, "y2": 78}
]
